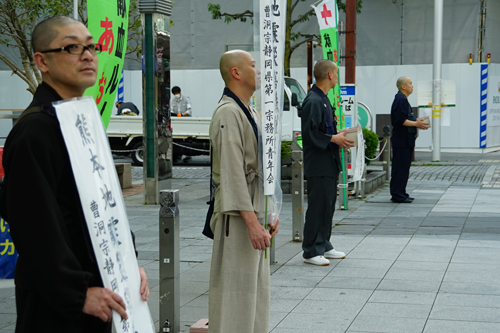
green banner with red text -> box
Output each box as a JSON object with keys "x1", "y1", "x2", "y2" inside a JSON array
[
  {"x1": 85, "y1": 0, "x2": 129, "y2": 128},
  {"x1": 313, "y1": 0, "x2": 344, "y2": 130}
]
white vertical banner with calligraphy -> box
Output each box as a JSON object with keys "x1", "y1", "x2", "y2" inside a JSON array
[
  {"x1": 54, "y1": 97, "x2": 154, "y2": 333},
  {"x1": 260, "y1": 0, "x2": 286, "y2": 196}
]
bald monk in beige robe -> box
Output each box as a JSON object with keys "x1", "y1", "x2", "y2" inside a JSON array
[{"x1": 208, "y1": 50, "x2": 280, "y2": 333}]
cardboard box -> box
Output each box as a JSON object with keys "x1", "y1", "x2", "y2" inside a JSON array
[
  {"x1": 339, "y1": 126, "x2": 361, "y2": 147},
  {"x1": 421, "y1": 116, "x2": 431, "y2": 128}
]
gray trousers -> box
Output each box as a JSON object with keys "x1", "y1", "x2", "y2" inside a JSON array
[{"x1": 302, "y1": 175, "x2": 338, "y2": 259}]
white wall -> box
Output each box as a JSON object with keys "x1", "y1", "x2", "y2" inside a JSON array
[
  {"x1": 2, "y1": 63, "x2": 499, "y2": 150},
  {"x1": 487, "y1": 64, "x2": 500, "y2": 148},
  {"x1": 168, "y1": 63, "x2": 499, "y2": 150},
  {"x1": 170, "y1": 69, "x2": 225, "y2": 118},
  {"x1": 121, "y1": 70, "x2": 143, "y2": 113},
  {"x1": 349, "y1": 63, "x2": 484, "y2": 150},
  {"x1": 0, "y1": 72, "x2": 35, "y2": 145},
  {"x1": 288, "y1": 64, "x2": 500, "y2": 150}
]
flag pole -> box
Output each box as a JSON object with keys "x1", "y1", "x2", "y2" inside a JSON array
[{"x1": 73, "y1": 0, "x2": 78, "y2": 19}]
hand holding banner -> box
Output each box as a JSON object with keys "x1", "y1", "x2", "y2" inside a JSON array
[{"x1": 55, "y1": 97, "x2": 154, "y2": 333}]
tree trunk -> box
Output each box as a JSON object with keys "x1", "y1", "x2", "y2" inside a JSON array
[{"x1": 284, "y1": 0, "x2": 292, "y2": 77}]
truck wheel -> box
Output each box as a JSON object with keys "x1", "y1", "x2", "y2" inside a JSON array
[{"x1": 131, "y1": 142, "x2": 144, "y2": 166}]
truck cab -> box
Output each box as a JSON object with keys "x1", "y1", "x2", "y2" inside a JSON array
[{"x1": 282, "y1": 77, "x2": 307, "y2": 142}]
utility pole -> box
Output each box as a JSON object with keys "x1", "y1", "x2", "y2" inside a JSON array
[
  {"x1": 345, "y1": 0, "x2": 356, "y2": 84},
  {"x1": 432, "y1": 0, "x2": 443, "y2": 161},
  {"x1": 140, "y1": 0, "x2": 173, "y2": 204},
  {"x1": 478, "y1": 0, "x2": 486, "y2": 63}
]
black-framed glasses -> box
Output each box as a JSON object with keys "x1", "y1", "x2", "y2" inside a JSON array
[{"x1": 40, "y1": 43, "x2": 103, "y2": 55}]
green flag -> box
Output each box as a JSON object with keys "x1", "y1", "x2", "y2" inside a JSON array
[
  {"x1": 85, "y1": 0, "x2": 130, "y2": 128},
  {"x1": 313, "y1": 0, "x2": 344, "y2": 129},
  {"x1": 314, "y1": 0, "x2": 349, "y2": 204}
]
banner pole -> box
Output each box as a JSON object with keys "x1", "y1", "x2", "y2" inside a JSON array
[
  {"x1": 312, "y1": 0, "x2": 349, "y2": 208},
  {"x1": 265, "y1": 196, "x2": 268, "y2": 259},
  {"x1": 73, "y1": 0, "x2": 78, "y2": 19}
]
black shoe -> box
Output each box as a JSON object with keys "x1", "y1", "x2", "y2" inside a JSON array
[
  {"x1": 407, "y1": 197, "x2": 415, "y2": 201},
  {"x1": 391, "y1": 198, "x2": 412, "y2": 203}
]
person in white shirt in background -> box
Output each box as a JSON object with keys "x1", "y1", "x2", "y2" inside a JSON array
[
  {"x1": 171, "y1": 86, "x2": 193, "y2": 162},
  {"x1": 171, "y1": 86, "x2": 192, "y2": 117}
]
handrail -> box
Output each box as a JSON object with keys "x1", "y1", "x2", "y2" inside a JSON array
[{"x1": 0, "y1": 109, "x2": 23, "y2": 119}]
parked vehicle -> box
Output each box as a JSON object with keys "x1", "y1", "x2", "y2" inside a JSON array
[
  {"x1": 106, "y1": 115, "x2": 144, "y2": 165},
  {"x1": 106, "y1": 77, "x2": 307, "y2": 166}
]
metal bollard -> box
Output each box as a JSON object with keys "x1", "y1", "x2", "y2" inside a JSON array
[
  {"x1": 269, "y1": 236, "x2": 276, "y2": 265},
  {"x1": 162, "y1": 319, "x2": 171, "y2": 333},
  {"x1": 358, "y1": 169, "x2": 366, "y2": 199},
  {"x1": 383, "y1": 125, "x2": 391, "y2": 181},
  {"x1": 291, "y1": 148, "x2": 304, "y2": 242},
  {"x1": 159, "y1": 190, "x2": 180, "y2": 333},
  {"x1": 269, "y1": 204, "x2": 276, "y2": 265},
  {"x1": 338, "y1": 149, "x2": 349, "y2": 210}
]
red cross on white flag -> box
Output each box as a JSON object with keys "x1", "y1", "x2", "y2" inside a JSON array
[{"x1": 313, "y1": 0, "x2": 337, "y2": 30}]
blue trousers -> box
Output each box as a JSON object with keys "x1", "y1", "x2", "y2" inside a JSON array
[
  {"x1": 302, "y1": 176, "x2": 338, "y2": 259},
  {"x1": 390, "y1": 146, "x2": 413, "y2": 201}
]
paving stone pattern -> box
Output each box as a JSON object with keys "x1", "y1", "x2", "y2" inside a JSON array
[
  {"x1": 410, "y1": 165, "x2": 489, "y2": 183},
  {"x1": 138, "y1": 164, "x2": 496, "y2": 185},
  {"x1": 482, "y1": 164, "x2": 500, "y2": 188},
  {"x1": 2, "y1": 153, "x2": 500, "y2": 333},
  {"x1": 132, "y1": 166, "x2": 210, "y2": 182}
]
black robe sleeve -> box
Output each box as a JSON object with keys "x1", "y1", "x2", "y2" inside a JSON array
[
  {"x1": 4, "y1": 112, "x2": 93, "y2": 319},
  {"x1": 301, "y1": 94, "x2": 331, "y2": 150}
]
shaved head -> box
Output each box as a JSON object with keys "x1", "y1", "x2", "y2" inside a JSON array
[
  {"x1": 219, "y1": 50, "x2": 252, "y2": 85},
  {"x1": 32, "y1": 16, "x2": 81, "y2": 53},
  {"x1": 397, "y1": 76, "x2": 410, "y2": 91},
  {"x1": 219, "y1": 49, "x2": 258, "y2": 102},
  {"x1": 314, "y1": 59, "x2": 336, "y2": 82}
]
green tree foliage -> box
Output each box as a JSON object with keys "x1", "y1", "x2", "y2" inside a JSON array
[
  {"x1": 362, "y1": 128, "x2": 378, "y2": 165},
  {"x1": 281, "y1": 141, "x2": 292, "y2": 161},
  {"x1": 0, "y1": 0, "x2": 142, "y2": 94},
  {"x1": 207, "y1": 0, "x2": 362, "y2": 76},
  {"x1": 125, "y1": 0, "x2": 142, "y2": 62}
]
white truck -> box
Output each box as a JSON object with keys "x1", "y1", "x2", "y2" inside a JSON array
[
  {"x1": 106, "y1": 77, "x2": 307, "y2": 166},
  {"x1": 106, "y1": 115, "x2": 145, "y2": 165}
]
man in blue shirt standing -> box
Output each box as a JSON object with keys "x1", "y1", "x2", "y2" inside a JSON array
[
  {"x1": 301, "y1": 60, "x2": 354, "y2": 266},
  {"x1": 390, "y1": 76, "x2": 429, "y2": 203}
]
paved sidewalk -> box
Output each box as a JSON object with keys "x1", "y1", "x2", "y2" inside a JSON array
[{"x1": 1, "y1": 151, "x2": 500, "y2": 332}]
